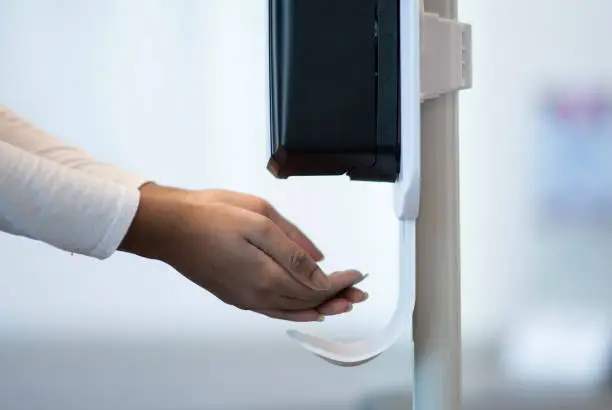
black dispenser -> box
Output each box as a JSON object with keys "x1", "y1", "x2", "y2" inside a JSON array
[{"x1": 267, "y1": 0, "x2": 400, "y2": 183}]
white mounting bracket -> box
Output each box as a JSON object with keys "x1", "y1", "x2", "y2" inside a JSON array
[
  {"x1": 287, "y1": 0, "x2": 470, "y2": 408},
  {"x1": 420, "y1": 9, "x2": 472, "y2": 101}
]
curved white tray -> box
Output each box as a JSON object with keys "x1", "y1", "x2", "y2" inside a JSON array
[
  {"x1": 283, "y1": 0, "x2": 422, "y2": 366},
  {"x1": 286, "y1": 219, "x2": 416, "y2": 366}
]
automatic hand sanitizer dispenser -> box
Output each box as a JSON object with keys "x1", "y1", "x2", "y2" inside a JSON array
[
  {"x1": 267, "y1": 0, "x2": 400, "y2": 182},
  {"x1": 267, "y1": 0, "x2": 471, "y2": 408}
]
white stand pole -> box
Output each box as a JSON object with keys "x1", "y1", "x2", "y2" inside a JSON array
[{"x1": 413, "y1": 1, "x2": 462, "y2": 408}]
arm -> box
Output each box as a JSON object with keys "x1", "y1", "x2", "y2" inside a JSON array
[
  {"x1": 0, "y1": 139, "x2": 139, "y2": 259},
  {"x1": 0, "y1": 105, "x2": 148, "y2": 189},
  {"x1": 0, "y1": 106, "x2": 367, "y2": 321}
]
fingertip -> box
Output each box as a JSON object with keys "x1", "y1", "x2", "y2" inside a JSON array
[
  {"x1": 354, "y1": 291, "x2": 369, "y2": 303},
  {"x1": 344, "y1": 269, "x2": 367, "y2": 282},
  {"x1": 317, "y1": 298, "x2": 350, "y2": 316},
  {"x1": 298, "y1": 311, "x2": 324, "y2": 322},
  {"x1": 339, "y1": 287, "x2": 369, "y2": 303},
  {"x1": 326, "y1": 270, "x2": 364, "y2": 292},
  {"x1": 261, "y1": 309, "x2": 322, "y2": 323},
  {"x1": 353, "y1": 272, "x2": 370, "y2": 285}
]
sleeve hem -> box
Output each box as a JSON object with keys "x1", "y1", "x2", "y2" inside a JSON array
[{"x1": 89, "y1": 186, "x2": 141, "y2": 260}]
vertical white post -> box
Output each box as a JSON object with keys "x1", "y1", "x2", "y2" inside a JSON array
[{"x1": 413, "y1": 0, "x2": 462, "y2": 409}]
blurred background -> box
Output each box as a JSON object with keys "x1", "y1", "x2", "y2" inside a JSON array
[{"x1": 2, "y1": 0, "x2": 612, "y2": 409}]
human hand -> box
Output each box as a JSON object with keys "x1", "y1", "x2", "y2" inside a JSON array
[
  {"x1": 186, "y1": 189, "x2": 369, "y2": 319},
  {"x1": 120, "y1": 185, "x2": 368, "y2": 322}
]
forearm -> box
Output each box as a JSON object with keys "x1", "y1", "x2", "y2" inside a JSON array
[
  {"x1": 0, "y1": 140, "x2": 140, "y2": 259},
  {"x1": 0, "y1": 105, "x2": 149, "y2": 189}
]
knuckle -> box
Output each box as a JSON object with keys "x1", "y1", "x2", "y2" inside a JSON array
[
  {"x1": 253, "y1": 197, "x2": 271, "y2": 216},
  {"x1": 254, "y1": 274, "x2": 278, "y2": 297},
  {"x1": 253, "y1": 215, "x2": 274, "y2": 235},
  {"x1": 289, "y1": 250, "x2": 310, "y2": 272}
]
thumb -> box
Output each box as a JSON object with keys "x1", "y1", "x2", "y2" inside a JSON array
[{"x1": 325, "y1": 270, "x2": 366, "y2": 295}]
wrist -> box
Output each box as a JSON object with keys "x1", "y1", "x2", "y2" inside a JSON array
[{"x1": 118, "y1": 183, "x2": 189, "y2": 260}]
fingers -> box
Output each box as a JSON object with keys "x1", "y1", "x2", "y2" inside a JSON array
[
  {"x1": 255, "y1": 273, "x2": 371, "y2": 321},
  {"x1": 314, "y1": 272, "x2": 369, "y2": 316},
  {"x1": 270, "y1": 270, "x2": 369, "y2": 314},
  {"x1": 316, "y1": 298, "x2": 352, "y2": 316},
  {"x1": 274, "y1": 270, "x2": 364, "y2": 310},
  {"x1": 336, "y1": 286, "x2": 369, "y2": 304},
  {"x1": 244, "y1": 242, "x2": 325, "y2": 310},
  {"x1": 244, "y1": 215, "x2": 369, "y2": 309},
  {"x1": 206, "y1": 191, "x2": 324, "y2": 262},
  {"x1": 257, "y1": 309, "x2": 324, "y2": 322},
  {"x1": 316, "y1": 287, "x2": 369, "y2": 316},
  {"x1": 246, "y1": 218, "x2": 330, "y2": 291},
  {"x1": 275, "y1": 279, "x2": 369, "y2": 311},
  {"x1": 326, "y1": 270, "x2": 365, "y2": 295},
  {"x1": 263, "y1": 205, "x2": 324, "y2": 262},
  {"x1": 258, "y1": 287, "x2": 369, "y2": 321}
]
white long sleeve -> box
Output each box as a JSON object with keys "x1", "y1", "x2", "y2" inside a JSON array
[
  {"x1": 0, "y1": 105, "x2": 148, "y2": 190},
  {"x1": 0, "y1": 105, "x2": 152, "y2": 259},
  {"x1": 0, "y1": 139, "x2": 140, "y2": 259}
]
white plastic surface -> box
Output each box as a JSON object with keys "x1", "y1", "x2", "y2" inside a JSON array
[
  {"x1": 420, "y1": 11, "x2": 472, "y2": 101},
  {"x1": 286, "y1": 0, "x2": 422, "y2": 366}
]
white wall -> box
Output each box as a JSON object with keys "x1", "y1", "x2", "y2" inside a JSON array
[{"x1": 458, "y1": 0, "x2": 612, "y2": 342}]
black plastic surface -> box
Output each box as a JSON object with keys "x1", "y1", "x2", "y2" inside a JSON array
[{"x1": 267, "y1": 0, "x2": 400, "y2": 182}]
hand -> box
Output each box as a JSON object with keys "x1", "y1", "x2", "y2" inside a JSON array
[
  {"x1": 120, "y1": 185, "x2": 368, "y2": 322},
  {"x1": 185, "y1": 189, "x2": 369, "y2": 319}
]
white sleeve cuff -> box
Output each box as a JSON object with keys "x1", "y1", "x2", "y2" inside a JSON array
[
  {"x1": 0, "y1": 140, "x2": 140, "y2": 260},
  {"x1": 88, "y1": 184, "x2": 140, "y2": 259}
]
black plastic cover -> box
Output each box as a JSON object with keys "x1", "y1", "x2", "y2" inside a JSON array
[{"x1": 267, "y1": 0, "x2": 400, "y2": 182}]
